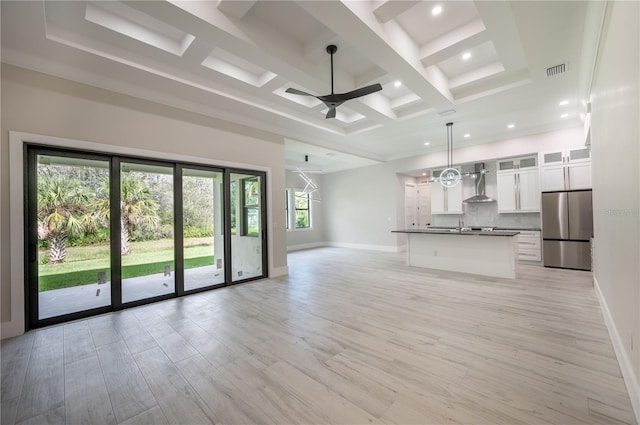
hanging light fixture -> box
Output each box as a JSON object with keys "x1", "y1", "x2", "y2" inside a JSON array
[
  {"x1": 294, "y1": 154, "x2": 321, "y2": 202},
  {"x1": 440, "y1": 122, "x2": 461, "y2": 187}
]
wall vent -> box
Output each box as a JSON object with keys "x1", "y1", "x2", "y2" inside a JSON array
[{"x1": 546, "y1": 63, "x2": 567, "y2": 77}]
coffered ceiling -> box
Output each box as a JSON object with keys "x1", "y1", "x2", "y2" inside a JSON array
[{"x1": 1, "y1": 1, "x2": 605, "y2": 173}]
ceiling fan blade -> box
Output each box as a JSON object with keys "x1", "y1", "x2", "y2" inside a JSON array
[
  {"x1": 318, "y1": 83, "x2": 383, "y2": 104},
  {"x1": 285, "y1": 88, "x2": 314, "y2": 96},
  {"x1": 341, "y1": 83, "x2": 383, "y2": 100},
  {"x1": 326, "y1": 107, "x2": 336, "y2": 119}
]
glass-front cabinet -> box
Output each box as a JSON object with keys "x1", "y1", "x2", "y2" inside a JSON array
[
  {"x1": 539, "y1": 147, "x2": 592, "y2": 191},
  {"x1": 496, "y1": 155, "x2": 540, "y2": 213}
]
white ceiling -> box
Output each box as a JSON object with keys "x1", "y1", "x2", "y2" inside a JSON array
[{"x1": 1, "y1": 1, "x2": 604, "y2": 173}]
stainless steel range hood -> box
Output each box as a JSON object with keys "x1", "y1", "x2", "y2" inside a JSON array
[{"x1": 463, "y1": 163, "x2": 496, "y2": 203}]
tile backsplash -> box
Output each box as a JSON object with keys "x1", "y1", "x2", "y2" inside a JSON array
[{"x1": 431, "y1": 202, "x2": 541, "y2": 229}]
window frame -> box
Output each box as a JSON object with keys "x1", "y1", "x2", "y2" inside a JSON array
[
  {"x1": 294, "y1": 190, "x2": 311, "y2": 229},
  {"x1": 285, "y1": 189, "x2": 290, "y2": 230},
  {"x1": 241, "y1": 176, "x2": 260, "y2": 237}
]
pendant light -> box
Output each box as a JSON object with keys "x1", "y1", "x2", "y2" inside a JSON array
[{"x1": 440, "y1": 122, "x2": 461, "y2": 187}]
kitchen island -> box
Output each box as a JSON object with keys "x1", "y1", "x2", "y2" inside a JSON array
[{"x1": 392, "y1": 229, "x2": 520, "y2": 279}]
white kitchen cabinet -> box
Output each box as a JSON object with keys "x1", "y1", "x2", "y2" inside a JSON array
[
  {"x1": 567, "y1": 162, "x2": 592, "y2": 189},
  {"x1": 540, "y1": 146, "x2": 591, "y2": 166},
  {"x1": 430, "y1": 170, "x2": 462, "y2": 214},
  {"x1": 517, "y1": 231, "x2": 541, "y2": 262},
  {"x1": 539, "y1": 147, "x2": 592, "y2": 191},
  {"x1": 496, "y1": 160, "x2": 540, "y2": 213},
  {"x1": 497, "y1": 156, "x2": 537, "y2": 171},
  {"x1": 497, "y1": 173, "x2": 517, "y2": 211}
]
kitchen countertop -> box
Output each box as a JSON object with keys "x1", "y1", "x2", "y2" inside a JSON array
[
  {"x1": 426, "y1": 226, "x2": 540, "y2": 231},
  {"x1": 392, "y1": 229, "x2": 520, "y2": 237}
]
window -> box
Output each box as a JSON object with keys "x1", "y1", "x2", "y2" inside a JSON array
[
  {"x1": 295, "y1": 191, "x2": 310, "y2": 228},
  {"x1": 242, "y1": 177, "x2": 260, "y2": 236},
  {"x1": 285, "y1": 189, "x2": 290, "y2": 230},
  {"x1": 230, "y1": 180, "x2": 237, "y2": 235}
]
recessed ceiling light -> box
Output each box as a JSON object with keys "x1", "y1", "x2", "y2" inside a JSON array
[
  {"x1": 394, "y1": 80, "x2": 402, "y2": 88},
  {"x1": 431, "y1": 5, "x2": 442, "y2": 15},
  {"x1": 464, "y1": 133, "x2": 470, "y2": 138},
  {"x1": 561, "y1": 113, "x2": 569, "y2": 118},
  {"x1": 424, "y1": 142, "x2": 430, "y2": 146},
  {"x1": 422, "y1": 172, "x2": 427, "y2": 176},
  {"x1": 462, "y1": 52, "x2": 471, "y2": 60},
  {"x1": 559, "y1": 100, "x2": 569, "y2": 106},
  {"x1": 507, "y1": 124, "x2": 515, "y2": 129}
]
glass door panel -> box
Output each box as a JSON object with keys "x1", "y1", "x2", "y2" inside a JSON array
[
  {"x1": 182, "y1": 168, "x2": 225, "y2": 291},
  {"x1": 120, "y1": 162, "x2": 175, "y2": 303},
  {"x1": 230, "y1": 172, "x2": 265, "y2": 282},
  {"x1": 36, "y1": 154, "x2": 111, "y2": 319}
]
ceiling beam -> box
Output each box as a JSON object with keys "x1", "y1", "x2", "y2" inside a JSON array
[
  {"x1": 216, "y1": 0, "x2": 257, "y2": 20},
  {"x1": 372, "y1": 1, "x2": 421, "y2": 23},
  {"x1": 298, "y1": 0, "x2": 455, "y2": 113},
  {"x1": 157, "y1": 1, "x2": 398, "y2": 122},
  {"x1": 473, "y1": 1, "x2": 527, "y2": 71},
  {"x1": 419, "y1": 19, "x2": 490, "y2": 67}
]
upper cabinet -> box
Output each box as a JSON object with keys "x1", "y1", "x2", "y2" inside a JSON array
[
  {"x1": 539, "y1": 147, "x2": 592, "y2": 191},
  {"x1": 430, "y1": 168, "x2": 463, "y2": 214},
  {"x1": 496, "y1": 156, "x2": 540, "y2": 213}
]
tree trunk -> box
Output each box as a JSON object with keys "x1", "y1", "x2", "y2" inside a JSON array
[
  {"x1": 48, "y1": 232, "x2": 67, "y2": 263},
  {"x1": 121, "y1": 216, "x2": 130, "y2": 256}
]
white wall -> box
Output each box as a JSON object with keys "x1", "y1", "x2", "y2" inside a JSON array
[
  {"x1": 322, "y1": 127, "x2": 584, "y2": 251},
  {"x1": 590, "y1": 1, "x2": 640, "y2": 419},
  {"x1": 1, "y1": 64, "x2": 287, "y2": 338},
  {"x1": 285, "y1": 170, "x2": 324, "y2": 251},
  {"x1": 323, "y1": 162, "x2": 405, "y2": 251}
]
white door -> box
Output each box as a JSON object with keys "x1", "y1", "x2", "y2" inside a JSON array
[
  {"x1": 417, "y1": 183, "x2": 431, "y2": 227},
  {"x1": 518, "y1": 169, "x2": 540, "y2": 211},
  {"x1": 404, "y1": 183, "x2": 417, "y2": 228},
  {"x1": 497, "y1": 172, "x2": 517, "y2": 212},
  {"x1": 567, "y1": 162, "x2": 592, "y2": 189},
  {"x1": 540, "y1": 165, "x2": 567, "y2": 191}
]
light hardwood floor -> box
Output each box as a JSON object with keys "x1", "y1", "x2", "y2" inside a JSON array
[{"x1": 1, "y1": 247, "x2": 637, "y2": 425}]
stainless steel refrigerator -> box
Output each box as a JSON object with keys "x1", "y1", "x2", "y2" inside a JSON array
[{"x1": 542, "y1": 190, "x2": 593, "y2": 270}]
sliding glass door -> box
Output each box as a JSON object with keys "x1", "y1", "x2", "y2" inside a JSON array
[
  {"x1": 30, "y1": 152, "x2": 112, "y2": 321},
  {"x1": 120, "y1": 161, "x2": 176, "y2": 304},
  {"x1": 182, "y1": 167, "x2": 225, "y2": 291},
  {"x1": 229, "y1": 171, "x2": 267, "y2": 282},
  {"x1": 27, "y1": 146, "x2": 268, "y2": 329}
]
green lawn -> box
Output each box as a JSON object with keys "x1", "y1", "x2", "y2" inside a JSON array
[{"x1": 38, "y1": 238, "x2": 216, "y2": 291}]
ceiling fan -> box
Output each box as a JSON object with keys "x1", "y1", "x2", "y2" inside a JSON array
[{"x1": 286, "y1": 45, "x2": 382, "y2": 119}]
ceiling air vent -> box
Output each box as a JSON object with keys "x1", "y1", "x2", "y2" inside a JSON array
[{"x1": 546, "y1": 63, "x2": 567, "y2": 77}]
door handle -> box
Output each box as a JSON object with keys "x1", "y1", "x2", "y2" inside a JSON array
[
  {"x1": 513, "y1": 174, "x2": 517, "y2": 208},
  {"x1": 516, "y1": 173, "x2": 521, "y2": 209}
]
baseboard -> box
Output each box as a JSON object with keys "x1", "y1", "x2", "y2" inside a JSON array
[
  {"x1": 1, "y1": 319, "x2": 25, "y2": 340},
  {"x1": 287, "y1": 242, "x2": 327, "y2": 252},
  {"x1": 594, "y1": 276, "x2": 640, "y2": 424},
  {"x1": 269, "y1": 266, "x2": 289, "y2": 278},
  {"x1": 327, "y1": 242, "x2": 401, "y2": 253}
]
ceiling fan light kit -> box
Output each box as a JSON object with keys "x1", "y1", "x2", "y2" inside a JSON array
[{"x1": 286, "y1": 45, "x2": 382, "y2": 119}]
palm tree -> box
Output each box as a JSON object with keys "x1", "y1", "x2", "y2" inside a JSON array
[
  {"x1": 37, "y1": 175, "x2": 98, "y2": 263},
  {"x1": 95, "y1": 173, "x2": 160, "y2": 255}
]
